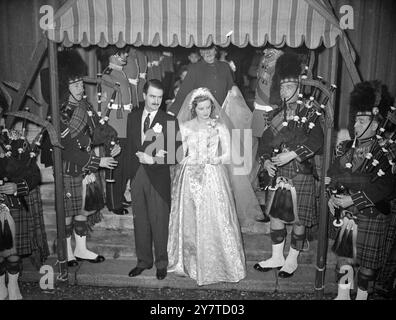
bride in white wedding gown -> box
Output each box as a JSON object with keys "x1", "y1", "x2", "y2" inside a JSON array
[{"x1": 167, "y1": 88, "x2": 246, "y2": 286}]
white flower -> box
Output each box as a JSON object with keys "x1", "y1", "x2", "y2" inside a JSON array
[{"x1": 153, "y1": 123, "x2": 163, "y2": 134}]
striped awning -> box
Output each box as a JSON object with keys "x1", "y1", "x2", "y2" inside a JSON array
[{"x1": 46, "y1": 0, "x2": 343, "y2": 49}]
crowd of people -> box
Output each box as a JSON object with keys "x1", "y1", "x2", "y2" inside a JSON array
[{"x1": 0, "y1": 44, "x2": 395, "y2": 300}]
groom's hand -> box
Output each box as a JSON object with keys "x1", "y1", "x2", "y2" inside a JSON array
[{"x1": 136, "y1": 151, "x2": 154, "y2": 165}]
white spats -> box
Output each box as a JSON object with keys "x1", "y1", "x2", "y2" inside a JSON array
[
  {"x1": 73, "y1": 232, "x2": 98, "y2": 260},
  {"x1": 0, "y1": 274, "x2": 8, "y2": 300},
  {"x1": 279, "y1": 247, "x2": 299, "y2": 274},
  {"x1": 7, "y1": 273, "x2": 22, "y2": 300},
  {"x1": 334, "y1": 284, "x2": 351, "y2": 300},
  {"x1": 66, "y1": 236, "x2": 76, "y2": 262},
  {"x1": 356, "y1": 288, "x2": 368, "y2": 300},
  {"x1": 258, "y1": 241, "x2": 285, "y2": 269}
]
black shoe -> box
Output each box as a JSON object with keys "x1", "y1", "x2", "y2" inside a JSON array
[
  {"x1": 253, "y1": 263, "x2": 282, "y2": 272},
  {"x1": 278, "y1": 270, "x2": 295, "y2": 278},
  {"x1": 75, "y1": 255, "x2": 105, "y2": 263},
  {"x1": 156, "y1": 268, "x2": 167, "y2": 280},
  {"x1": 128, "y1": 266, "x2": 152, "y2": 277},
  {"x1": 67, "y1": 260, "x2": 78, "y2": 267},
  {"x1": 112, "y1": 208, "x2": 129, "y2": 215}
]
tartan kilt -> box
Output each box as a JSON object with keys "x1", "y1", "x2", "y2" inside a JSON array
[
  {"x1": 377, "y1": 206, "x2": 396, "y2": 285},
  {"x1": 63, "y1": 174, "x2": 83, "y2": 218},
  {"x1": 1, "y1": 188, "x2": 50, "y2": 260},
  {"x1": 278, "y1": 164, "x2": 317, "y2": 227},
  {"x1": 356, "y1": 211, "x2": 390, "y2": 270},
  {"x1": 63, "y1": 173, "x2": 104, "y2": 228},
  {"x1": 5, "y1": 206, "x2": 30, "y2": 257},
  {"x1": 24, "y1": 187, "x2": 50, "y2": 263}
]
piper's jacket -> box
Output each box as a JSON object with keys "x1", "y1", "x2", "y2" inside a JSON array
[
  {"x1": 258, "y1": 103, "x2": 324, "y2": 178},
  {"x1": 60, "y1": 100, "x2": 101, "y2": 177},
  {"x1": 0, "y1": 136, "x2": 41, "y2": 209},
  {"x1": 327, "y1": 138, "x2": 395, "y2": 216}
]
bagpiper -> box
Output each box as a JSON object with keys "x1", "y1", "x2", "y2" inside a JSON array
[
  {"x1": 0, "y1": 85, "x2": 49, "y2": 300},
  {"x1": 253, "y1": 52, "x2": 324, "y2": 278},
  {"x1": 41, "y1": 49, "x2": 120, "y2": 268},
  {"x1": 327, "y1": 81, "x2": 395, "y2": 300}
]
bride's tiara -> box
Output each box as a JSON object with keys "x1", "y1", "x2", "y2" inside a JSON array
[{"x1": 189, "y1": 87, "x2": 213, "y2": 110}]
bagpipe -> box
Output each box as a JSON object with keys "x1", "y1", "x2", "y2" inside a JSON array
[
  {"x1": 326, "y1": 183, "x2": 349, "y2": 228},
  {"x1": 352, "y1": 106, "x2": 396, "y2": 182},
  {"x1": 280, "y1": 67, "x2": 337, "y2": 136},
  {"x1": 80, "y1": 77, "x2": 120, "y2": 184},
  {"x1": 0, "y1": 107, "x2": 54, "y2": 166},
  {"x1": 258, "y1": 145, "x2": 299, "y2": 224},
  {"x1": 326, "y1": 183, "x2": 358, "y2": 260}
]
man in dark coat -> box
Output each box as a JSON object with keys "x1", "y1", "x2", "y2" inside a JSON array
[{"x1": 126, "y1": 79, "x2": 182, "y2": 280}]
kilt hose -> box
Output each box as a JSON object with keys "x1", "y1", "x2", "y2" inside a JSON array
[
  {"x1": 278, "y1": 164, "x2": 317, "y2": 227},
  {"x1": 356, "y1": 212, "x2": 390, "y2": 270},
  {"x1": 1, "y1": 187, "x2": 49, "y2": 261}
]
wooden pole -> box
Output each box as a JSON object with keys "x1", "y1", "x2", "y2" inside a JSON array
[
  {"x1": 5, "y1": 35, "x2": 47, "y2": 128},
  {"x1": 48, "y1": 39, "x2": 68, "y2": 280},
  {"x1": 314, "y1": 45, "x2": 339, "y2": 299}
]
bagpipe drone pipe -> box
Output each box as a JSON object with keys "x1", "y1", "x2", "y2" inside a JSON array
[
  {"x1": 0, "y1": 107, "x2": 55, "y2": 170},
  {"x1": 82, "y1": 76, "x2": 120, "y2": 184},
  {"x1": 357, "y1": 106, "x2": 396, "y2": 182},
  {"x1": 293, "y1": 69, "x2": 337, "y2": 137}
]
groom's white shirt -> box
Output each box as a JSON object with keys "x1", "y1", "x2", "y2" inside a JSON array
[{"x1": 141, "y1": 108, "x2": 158, "y2": 145}]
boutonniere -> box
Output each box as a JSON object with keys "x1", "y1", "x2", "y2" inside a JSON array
[{"x1": 153, "y1": 123, "x2": 163, "y2": 134}]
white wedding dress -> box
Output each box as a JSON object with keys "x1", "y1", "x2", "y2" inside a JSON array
[{"x1": 167, "y1": 121, "x2": 246, "y2": 286}]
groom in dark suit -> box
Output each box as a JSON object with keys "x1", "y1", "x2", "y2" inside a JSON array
[{"x1": 126, "y1": 79, "x2": 182, "y2": 280}]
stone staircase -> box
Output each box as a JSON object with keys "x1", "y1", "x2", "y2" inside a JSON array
[
  {"x1": 39, "y1": 179, "x2": 337, "y2": 266},
  {"x1": 33, "y1": 172, "x2": 337, "y2": 294}
]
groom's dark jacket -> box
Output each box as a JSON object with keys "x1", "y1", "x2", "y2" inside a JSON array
[{"x1": 125, "y1": 107, "x2": 182, "y2": 206}]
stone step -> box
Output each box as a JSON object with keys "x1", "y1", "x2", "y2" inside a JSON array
[
  {"x1": 42, "y1": 203, "x2": 134, "y2": 230},
  {"x1": 44, "y1": 228, "x2": 337, "y2": 265},
  {"x1": 20, "y1": 257, "x2": 337, "y2": 294}
]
